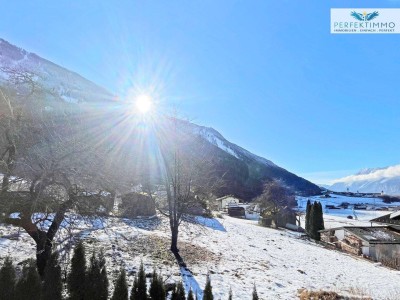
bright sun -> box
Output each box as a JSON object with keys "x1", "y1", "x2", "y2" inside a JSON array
[{"x1": 135, "y1": 94, "x2": 153, "y2": 114}]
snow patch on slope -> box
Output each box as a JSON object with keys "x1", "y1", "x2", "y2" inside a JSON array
[
  {"x1": 193, "y1": 124, "x2": 277, "y2": 167},
  {"x1": 198, "y1": 127, "x2": 239, "y2": 159}
]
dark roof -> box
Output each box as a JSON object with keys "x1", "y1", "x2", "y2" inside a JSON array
[
  {"x1": 370, "y1": 211, "x2": 400, "y2": 225},
  {"x1": 320, "y1": 226, "x2": 400, "y2": 244}
]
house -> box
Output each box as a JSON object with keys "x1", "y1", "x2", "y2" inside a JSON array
[
  {"x1": 320, "y1": 226, "x2": 400, "y2": 269},
  {"x1": 214, "y1": 195, "x2": 241, "y2": 211},
  {"x1": 370, "y1": 210, "x2": 400, "y2": 226}
]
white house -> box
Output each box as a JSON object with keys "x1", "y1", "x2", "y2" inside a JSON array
[{"x1": 215, "y1": 195, "x2": 242, "y2": 211}]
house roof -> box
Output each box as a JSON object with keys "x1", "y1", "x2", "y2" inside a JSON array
[
  {"x1": 370, "y1": 211, "x2": 400, "y2": 225},
  {"x1": 216, "y1": 195, "x2": 241, "y2": 201},
  {"x1": 320, "y1": 226, "x2": 400, "y2": 244}
]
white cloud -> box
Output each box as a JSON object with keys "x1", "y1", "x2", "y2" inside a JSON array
[
  {"x1": 332, "y1": 164, "x2": 400, "y2": 184},
  {"x1": 299, "y1": 169, "x2": 358, "y2": 185}
]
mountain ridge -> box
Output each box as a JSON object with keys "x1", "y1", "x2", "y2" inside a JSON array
[{"x1": 0, "y1": 37, "x2": 321, "y2": 199}]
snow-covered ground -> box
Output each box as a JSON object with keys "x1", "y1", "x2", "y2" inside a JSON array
[{"x1": 2, "y1": 211, "x2": 400, "y2": 299}]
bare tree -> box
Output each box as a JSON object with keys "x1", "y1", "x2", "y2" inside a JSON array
[
  {"x1": 0, "y1": 66, "x2": 115, "y2": 276},
  {"x1": 143, "y1": 117, "x2": 221, "y2": 258},
  {"x1": 1, "y1": 113, "x2": 113, "y2": 276},
  {"x1": 256, "y1": 181, "x2": 296, "y2": 227}
]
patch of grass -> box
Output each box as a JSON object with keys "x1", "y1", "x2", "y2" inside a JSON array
[
  {"x1": 127, "y1": 235, "x2": 221, "y2": 266},
  {"x1": 298, "y1": 289, "x2": 341, "y2": 300},
  {"x1": 298, "y1": 289, "x2": 373, "y2": 300}
]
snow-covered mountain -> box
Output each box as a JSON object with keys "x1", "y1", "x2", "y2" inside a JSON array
[
  {"x1": 0, "y1": 38, "x2": 113, "y2": 105},
  {"x1": 328, "y1": 165, "x2": 400, "y2": 195},
  {"x1": 180, "y1": 121, "x2": 321, "y2": 198},
  {"x1": 0, "y1": 38, "x2": 320, "y2": 199}
]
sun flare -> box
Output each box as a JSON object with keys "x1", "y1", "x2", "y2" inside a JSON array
[{"x1": 135, "y1": 94, "x2": 153, "y2": 114}]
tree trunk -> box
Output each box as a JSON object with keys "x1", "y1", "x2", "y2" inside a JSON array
[
  {"x1": 5, "y1": 196, "x2": 72, "y2": 278},
  {"x1": 36, "y1": 231, "x2": 53, "y2": 277},
  {"x1": 170, "y1": 225, "x2": 179, "y2": 253}
]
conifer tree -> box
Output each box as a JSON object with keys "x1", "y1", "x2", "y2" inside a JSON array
[
  {"x1": 314, "y1": 201, "x2": 325, "y2": 241},
  {"x1": 42, "y1": 252, "x2": 63, "y2": 300},
  {"x1": 149, "y1": 269, "x2": 165, "y2": 300},
  {"x1": 111, "y1": 269, "x2": 129, "y2": 300},
  {"x1": 188, "y1": 288, "x2": 195, "y2": 300},
  {"x1": 99, "y1": 250, "x2": 109, "y2": 300},
  {"x1": 308, "y1": 202, "x2": 315, "y2": 238},
  {"x1": 130, "y1": 276, "x2": 138, "y2": 300},
  {"x1": 305, "y1": 199, "x2": 311, "y2": 233},
  {"x1": 203, "y1": 274, "x2": 213, "y2": 300},
  {"x1": 68, "y1": 242, "x2": 86, "y2": 300},
  {"x1": 228, "y1": 288, "x2": 232, "y2": 300},
  {"x1": 15, "y1": 259, "x2": 41, "y2": 300},
  {"x1": 0, "y1": 256, "x2": 16, "y2": 300},
  {"x1": 172, "y1": 281, "x2": 185, "y2": 300},
  {"x1": 131, "y1": 262, "x2": 147, "y2": 300},
  {"x1": 252, "y1": 284, "x2": 258, "y2": 300},
  {"x1": 86, "y1": 251, "x2": 109, "y2": 300},
  {"x1": 307, "y1": 202, "x2": 325, "y2": 241}
]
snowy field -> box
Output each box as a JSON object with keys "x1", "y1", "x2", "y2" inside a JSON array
[{"x1": 1, "y1": 210, "x2": 400, "y2": 299}]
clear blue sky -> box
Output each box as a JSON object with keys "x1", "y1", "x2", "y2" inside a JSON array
[{"x1": 1, "y1": 0, "x2": 399, "y2": 184}]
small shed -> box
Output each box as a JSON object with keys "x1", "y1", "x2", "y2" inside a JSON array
[{"x1": 214, "y1": 195, "x2": 241, "y2": 211}]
